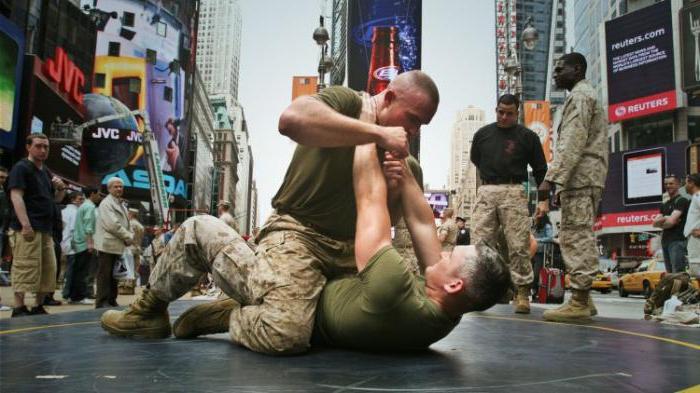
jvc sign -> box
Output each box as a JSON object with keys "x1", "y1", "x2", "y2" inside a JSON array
[{"x1": 605, "y1": 1, "x2": 676, "y2": 122}]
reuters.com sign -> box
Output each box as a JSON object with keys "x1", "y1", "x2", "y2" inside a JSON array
[{"x1": 605, "y1": 1, "x2": 676, "y2": 123}]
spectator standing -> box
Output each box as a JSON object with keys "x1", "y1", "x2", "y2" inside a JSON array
[
  {"x1": 437, "y1": 208, "x2": 459, "y2": 252},
  {"x1": 7, "y1": 134, "x2": 66, "y2": 317},
  {"x1": 537, "y1": 53, "x2": 609, "y2": 322},
  {"x1": 94, "y1": 178, "x2": 133, "y2": 308},
  {"x1": 455, "y1": 217, "x2": 470, "y2": 245},
  {"x1": 684, "y1": 173, "x2": 700, "y2": 275},
  {"x1": 653, "y1": 175, "x2": 690, "y2": 273},
  {"x1": 60, "y1": 191, "x2": 84, "y2": 301},
  {"x1": 470, "y1": 94, "x2": 548, "y2": 314},
  {"x1": 71, "y1": 187, "x2": 102, "y2": 303},
  {"x1": 0, "y1": 166, "x2": 10, "y2": 311},
  {"x1": 217, "y1": 200, "x2": 236, "y2": 230}
]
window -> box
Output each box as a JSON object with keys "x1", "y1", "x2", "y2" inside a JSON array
[
  {"x1": 157, "y1": 21, "x2": 167, "y2": 37},
  {"x1": 625, "y1": 113, "x2": 673, "y2": 149},
  {"x1": 108, "y1": 41, "x2": 120, "y2": 56},
  {"x1": 94, "y1": 73, "x2": 106, "y2": 88},
  {"x1": 146, "y1": 49, "x2": 157, "y2": 64},
  {"x1": 163, "y1": 86, "x2": 173, "y2": 102},
  {"x1": 123, "y1": 11, "x2": 135, "y2": 27}
]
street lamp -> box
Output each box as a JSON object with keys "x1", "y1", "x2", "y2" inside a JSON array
[
  {"x1": 504, "y1": 13, "x2": 538, "y2": 120},
  {"x1": 312, "y1": 16, "x2": 333, "y2": 92}
]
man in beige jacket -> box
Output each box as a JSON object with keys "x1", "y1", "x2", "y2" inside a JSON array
[{"x1": 95, "y1": 177, "x2": 133, "y2": 308}]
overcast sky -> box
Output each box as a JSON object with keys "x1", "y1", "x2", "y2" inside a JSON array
[{"x1": 238, "y1": 0, "x2": 574, "y2": 223}]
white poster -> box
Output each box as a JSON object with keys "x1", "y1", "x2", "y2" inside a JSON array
[{"x1": 626, "y1": 153, "x2": 663, "y2": 199}]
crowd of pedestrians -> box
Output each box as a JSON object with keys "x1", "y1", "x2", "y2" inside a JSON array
[{"x1": 0, "y1": 134, "x2": 181, "y2": 317}]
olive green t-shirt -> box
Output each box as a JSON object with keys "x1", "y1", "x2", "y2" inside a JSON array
[
  {"x1": 314, "y1": 246, "x2": 459, "y2": 351},
  {"x1": 272, "y1": 86, "x2": 423, "y2": 239}
]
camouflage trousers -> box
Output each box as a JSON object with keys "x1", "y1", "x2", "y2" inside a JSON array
[
  {"x1": 559, "y1": 187, "x2": 602, "y2": 290},
  {"x1": 149, "y1": 213, "x2": 354, "y2": 355},
  {"x1": 471, "y1": 184, "x2": 533, "y2": 286},
  {"x1": 392, "y1": 218, "x2": 421, "y2": 274}
]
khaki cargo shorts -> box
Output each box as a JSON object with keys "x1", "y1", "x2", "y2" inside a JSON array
[{"x1": 9, "y1": 230, "x2": 57, "y2": 293}]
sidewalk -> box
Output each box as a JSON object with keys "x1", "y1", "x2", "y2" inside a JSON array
[{"x1": 0, "y1": 285, "x2": 206, "y2": 319}]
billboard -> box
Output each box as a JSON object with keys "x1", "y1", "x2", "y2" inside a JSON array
[
  {"x1": 0, "y1": 15, "x2": 24, "y2": 150},
  {"x1": 424, "y1": 191, "x2": 449, "y2": 219},
  {"x1": 81, "y1": 0, "x2": 194, "y2": 200},
  {"x1": 347, "y1": 0, "x2": 421, "y2": 92},
  {"x1": 605, "y1": 1, "x2": 676, "y2": 122},
  {"x1": 680, "y1": 2, "x2": 700, "y2": 92},
  {"x1": 523, "y1": 100, "x2": 553, "y2": 162},
  {"x1": 623, "y1": 148, "x2": 664, "y2": 206},
  {"x1": 291, "y1": 76, "x2": 318, "y2": 101},
  {"x1": 495, "y1": 0, "x2": 517, "y2": 98}
]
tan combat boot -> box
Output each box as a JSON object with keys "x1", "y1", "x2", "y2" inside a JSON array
[
  {"x1": 513, "y1": 285, "x2": 531, "y2": 314},
  {"x1": 543, "y1": 289, "x2": 593, "y2": 322},
  {"x1": 101, "y1": 289, "x2": 171, "y2": 338},
  {"x1": 173, "y1": 298, "x2": 239, "y2": 339}
]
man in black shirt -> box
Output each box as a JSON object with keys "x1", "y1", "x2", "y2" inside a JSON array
[
  {"x1": 7, "y1": 134, "x2": 66, "y2": 317},
  {"x1": 470, "y1": 94, "x2": 547, "y2": 314},
  {"x1": 456, "y1": 216, "x2": 470, "y2": 245},
  {"x1": 653, "y1": 175, "x2": 690, "y2": 273}
]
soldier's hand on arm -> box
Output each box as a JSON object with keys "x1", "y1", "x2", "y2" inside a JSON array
[{"x1": 377, "y1": 128, "x2": 409, "y2": 159}]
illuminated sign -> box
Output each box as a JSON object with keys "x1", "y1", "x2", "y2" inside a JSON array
[{"x1": 41, "y1": 47, "x2": 85, "y2": 105}]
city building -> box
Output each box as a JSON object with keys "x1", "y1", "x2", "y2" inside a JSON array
[
  {"x1": 292, "y1": 76, "x2": 318, "y2": 100},
  {"x1": 233, "y1": 104, "x2": 254, "y2": 235},
  {"x1": 571, "y1": 0, "x2": 691, "y2": 259},
  {"x1": 196, "y1": 0, "x2": 242, "y2": 100},
  {"x1": 250, "y1": 179, "x2": 259, "y2": 231},
  {"x1": 188, "y1": 68, "x2": 216, "y2": 216},
  {"x1": 210, "y1": 95, "x2": 239, "y2": 215},
  {"x1": 495, "y1": 0, "x2": 567, "y2": 106},
  {"x1": 449, "y1": 107, "x2": 486, "y2": 221}
]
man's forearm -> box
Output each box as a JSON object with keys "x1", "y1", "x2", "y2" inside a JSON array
[
  {"x1": 400, "y1": 172, "x2": 441, "y2": 271},
  {"x1": 279, "y1": 97, "x2": 380, "y2": 147},
  {"x1": 10, "y1": 192, "x2": 30, "y2": 228}
]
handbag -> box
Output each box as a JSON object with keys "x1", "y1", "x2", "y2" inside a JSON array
[{"x1": 113, "y1": 256, "x2": 129, "y2": 279}]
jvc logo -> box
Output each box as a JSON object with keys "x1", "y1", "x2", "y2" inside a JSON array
[{"x1": 90, "y1": 127, "x2": 142, "y2": 142}]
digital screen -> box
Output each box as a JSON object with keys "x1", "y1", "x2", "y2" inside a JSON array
[{"x1": 623, "y1": 148, "x2": 665, "y2": 206}]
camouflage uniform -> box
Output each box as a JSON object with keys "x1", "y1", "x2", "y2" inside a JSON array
[
  {"x1": 392, "y1": 218, "x2": 420, "y2": 274},
  {"x1": 471, "y1": 184, "x2": 533, "y2": 286},
  {"x1": 437, "y1": 218, "x2": 459, "y2": 252},
  {"x1": 148, "y1": 214, "x2": 354, "y2": 355},
  {"x1": 545, "y1": 79, "x2": 608, "y2": 290}
]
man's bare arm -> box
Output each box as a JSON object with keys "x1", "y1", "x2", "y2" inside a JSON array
[
  {"x1": 399, "y1": 165, "x2": 442, "y2": 273},
  {"x1": 10, "y1": 189, "x2": 30, "y2": 228},
  {"x1": 353, "y1": 143, "x2": 392, "y2": 272},
  {"x1": 278, "y1": 96, "x2": 409, "y2": 157}
]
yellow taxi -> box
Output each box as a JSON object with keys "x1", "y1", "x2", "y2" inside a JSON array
[
  {"x1": 618, "y1": 258, "x2": 666, "y2": 298},
  {"x1": 564, "y1": 272, "x2": 613, "y2": 293}
]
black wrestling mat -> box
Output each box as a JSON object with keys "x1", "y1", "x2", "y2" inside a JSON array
[{"x1": 1, "y1": 301, "x2": 698, "y2": 392}]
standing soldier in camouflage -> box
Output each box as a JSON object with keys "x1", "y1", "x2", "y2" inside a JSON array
[
  {"x1": 470, "y1": 94, "x2": 548, "y2": 314},
  {"x1": 537, "y1": 52, "x2": 608, "y2": 322},
  {"x1": 437, "y1": 208, "x2": 459, "y2": 252}
]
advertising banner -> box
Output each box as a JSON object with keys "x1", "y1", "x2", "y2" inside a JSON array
[
  {"x1": 81, "y1": 0, "x2": 193, "y2": 200},
  {"x1": 347, "y1": 0, "x2": 421, "y2": 92},
  {"x1": 495, "y1": 0, "x2": 517, "y2": 98},
  {"x1": 0, "y1": 15, "x2": 24, "y2": 150},
  {"x1": 605, "y1": 1, "x2": 676, "y2": 122},
  {"x1": 680, "y1": 2, "x2": 700, "y2": 92},
  {"x1": 424, "y1": 191, "x2": 449, "y2": 218},
  {"x1": 599, "y1": 141, "x2": 688, "y2": 215},
  {"x1": 523, "y1": 100, "x2": 553, "y2": 162}
]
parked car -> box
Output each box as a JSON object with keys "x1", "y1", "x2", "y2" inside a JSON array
[
  {"x1": 618, "y1": 259, "x2": 666, "y2": 298},
  {"x1": 592, "y1": 272, "x2": 613, "y2": 293}
]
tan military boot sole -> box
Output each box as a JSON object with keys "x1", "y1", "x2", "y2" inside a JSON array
[
  {"x1": 101, "y1": 310, "x2": 171, "y2": 339},
  {"x1": 542, "y1": 308, "x2": 592, "y2": 323},
  {"x1": 173, "y1": 298, "x2": 237, "y2": 339}
]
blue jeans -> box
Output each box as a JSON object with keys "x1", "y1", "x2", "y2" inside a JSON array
[{"x1": 662, "y1": 240, "x2": 688, "y2": 273}]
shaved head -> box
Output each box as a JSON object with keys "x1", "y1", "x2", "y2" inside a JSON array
[{"x1": 389, "y1": 70, "x2": 440, "y2": 107}]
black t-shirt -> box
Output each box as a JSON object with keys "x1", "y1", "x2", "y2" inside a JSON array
[
  {"x1": 470, "y1": 123, "x2": 548, "y2": 185},
  {"x1": 7, "y1": 159, "x2": 56, "y2": 233},
  {"x1": 456, "y1": 228, "x2": 470, "y2": 245},
  {"x1": 660, "y1": 194, "x2": 690, "y2": 245}
]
